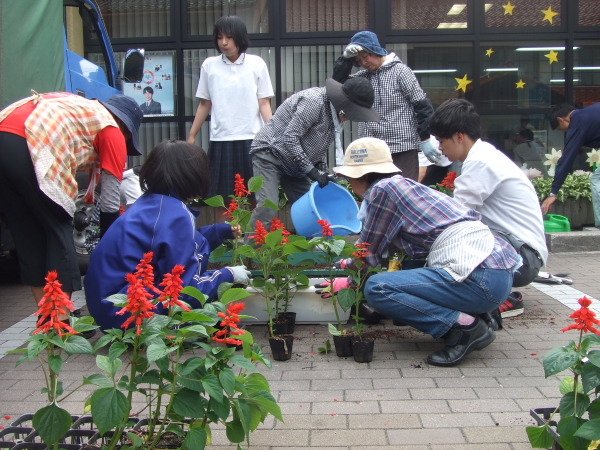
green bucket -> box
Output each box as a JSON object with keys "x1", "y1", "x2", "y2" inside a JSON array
[{"x1": 543, "y1": 214, "x2": 571, "y2": 232}]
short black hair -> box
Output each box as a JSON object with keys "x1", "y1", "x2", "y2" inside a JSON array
[
  {"x1": 143, "y1": 86, "x2": 154, "y2": 95},
  {"x1": 430, "y1": 98, "x2": 482, "y2": 141},
  {"x1": 518, "y1": 128, "x2": 534, "y2": 140},
  {"x1": 549, "y1": 103, "x2": 575, "y2": 130},
  {"x1": 139, "y1": 140, "x2": 210, "y2": 200},
  {"x1": 213, "y1": 15, "x2": 249, "y2": 54}
]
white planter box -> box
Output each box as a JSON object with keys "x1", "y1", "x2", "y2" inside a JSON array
[{"x1": 241, "y1": 278, "x2": 351, "y2": 325}]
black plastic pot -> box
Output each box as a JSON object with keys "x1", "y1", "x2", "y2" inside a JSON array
[
  {"x1": 351, "y1": 336, "x2": 375, "y2": 363},
  {"x1": 277, "y1": 311, "x2": 296, "y2": 334},
  {"x1": 270, "y1": 318, "x2": 289, "y2": 336},
  {"x1": 530, "y1": 407, "x2": 562, "y2": 450},
  {"x1": 268, "y1": 334, "x2": 294, "y2": 361},
  {"x1": 332, "y1": 333, "x2": 354, "y2": 357}
]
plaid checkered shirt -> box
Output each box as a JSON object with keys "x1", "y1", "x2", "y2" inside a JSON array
[
  {"x1": 250, "y1": 87, "x2": 332, "y2": 176},
  {"x1": 352, "y1": 53, "x2": 429, "y2": 154}
]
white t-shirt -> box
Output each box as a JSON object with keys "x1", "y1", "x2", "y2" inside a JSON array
[
  {"x1": 453, "y1": 139, "x2": 548, "y2": 264},
  {"x1": 195, "y1": 53, "x2": 274, "y2": 141}
]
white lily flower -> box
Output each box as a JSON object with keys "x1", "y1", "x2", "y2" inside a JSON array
[{"x1": 543, "y1": 148, "x2": 562, "y2": 176}]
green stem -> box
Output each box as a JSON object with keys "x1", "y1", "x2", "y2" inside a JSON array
[{"x1": 148, "y1": 352, "x2": 181, "y2": 449}]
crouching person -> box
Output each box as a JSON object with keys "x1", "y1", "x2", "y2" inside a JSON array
[{"x1": 333, "y1": 137, "x2": 520, "y2": 366}]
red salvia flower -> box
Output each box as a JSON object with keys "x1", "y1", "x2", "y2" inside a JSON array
[
  {"x1": 317, "y1": 219, "x2": 333, "y2": 237},
  {"x1": 33, "y1": 271, "x2": 77, "y2": 337},
  {"x1": 223, "y1": 198, "x2": 239, "y2": 221},
  {"x1": 249, "y1": 220, "x2": 267, "y2": 247},
  {"x1": 439, "y1": 171, "x2": 457, "y2": 191},
  {"x1": 213, "y1": 302, "x2": 246, "y2": 346},
  {"x1": 117, "y1": 271, "x2": 157, "y2": 336},
  {"x1": 158, "y1": 265, "x2": 190, "y2": 311},
  {"x1": 135, "y1": 252, "x2": 160, "y2": 295},
  {"x1": 561, "y1": 296, "x2": 600, "y2": 336},
  {"x1": 233, "y1": 173, "x2": 249, "y2": 198},
  {"x1": 269, "y1": 217, "x2": 290, "y2": 244},
  {"x1": 351, "y1": 242, "x2": 371, "y2": 260}
]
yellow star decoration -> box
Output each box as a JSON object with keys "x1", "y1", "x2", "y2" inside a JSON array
[
  {"x1": 455, "y1": 74, "x2": 472, "y2": 93},
  {"x1": 541, "y1": 6, "x2": 558, "y2": 24},
  {"x1": 544, "y1": 148, "x2": 562, "y2": 176},
  {"x1": 586, "y1": 149, "x2": 600, "y2": 168},
  {"x1": 516, "y1": 79, "x2": 526, "y2": 88},
  {"x1": 503, "y1": 1, "x2": 515, "y2": 15},
  {"x1": 485, "y1": 48, "x2": 494, "y2": 57},
  {"x1": 545, "y1": 50, "x2": 559, "y2": 64}
]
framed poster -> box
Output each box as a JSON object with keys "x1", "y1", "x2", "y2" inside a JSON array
[{"x1": 124, "y1": 51, "x2": 175, "y2": 117}]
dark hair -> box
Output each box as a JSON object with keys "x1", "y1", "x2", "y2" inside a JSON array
[
  {"x1": 549, "y1": 103, "x2": 576, "y2": 130},
  {"x1": 143, "y1": 86, "x2": 154, "y2": 95},
  {"x1": 518, "y1": 128, "x2": 534, "y2": 141},
  {"x1": 213, "y1": 15, "x2": 249, "y2": 54},
  {"x1": 139, "y1": 140, "x2": 210, "y2": 200},
  {"x1": 430, "y1": 98, "x2": 482, "y2": 141}
]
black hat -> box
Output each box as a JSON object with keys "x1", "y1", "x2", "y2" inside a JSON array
[
  {"x1": 325, "y1": 78, "x2": 380, "y2": 122},
  {"x1": 99, "y1": 95, "x2": 144, "y2": 156}
]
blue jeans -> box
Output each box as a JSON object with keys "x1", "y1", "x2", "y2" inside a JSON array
[{"x1": 365, "y1": 267, "x2": 513, "y2": 338}]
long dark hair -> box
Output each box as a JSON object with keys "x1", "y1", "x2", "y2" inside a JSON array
[
  {"x1": 139, "y1": 140, "x2": 210, "y2": 200},
  {"x1": 213, "y1": 15, "x2": 249, "y2": 54}
]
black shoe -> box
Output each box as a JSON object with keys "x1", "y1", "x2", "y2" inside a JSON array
[
  {"x1": 350, "y1": 302, "x2": 384, "y2": 325},
  {"x1": 479, "y1": 308, "x2": 503, "y2": 331},
  {"x1": 499, "y1": 292, "x2": 524, "y2": 318},
  {"x1": 426, "y1": 319, "x2": 496, "y2": 367},
  {"x1": 392, "y1": 319, "x2": 409, "y2": 328}
]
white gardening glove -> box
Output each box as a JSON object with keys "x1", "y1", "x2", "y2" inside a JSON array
[
  {"x1": 343, "y1": 43, "x2": 364, "y2": 58},
  {"x1": 227, "y1": 265, "x2": 251, "y2": 285},
  {"x1": 420, "y1": 139, "x2": 442, "y2": 164}
]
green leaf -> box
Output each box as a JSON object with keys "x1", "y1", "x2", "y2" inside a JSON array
[
  {"x1": 126, "y1": 431, "x2": 145, "y2": 448},
  {"x1": 202, "y1": 373, "x2": 224, "y2": 403},
  {"x1": 173, "y1": 388, "x2": 206, "y2": 418},
  {"x1": 32, "y1": 403, "x2": 72, "y2": 445},
  {"x1": 589, "y1": 398, "x2": 600, "y2": 420},
  {"x1": 229, "y1": 354, "x2": 258, "y2": 371},
  {"x1": 90, "y1": 387, "x2": 130, "y2": 434},
  {"x1": 202, "y1": 195, "x2": 225, "y2": 207},
  {"x1": 560, "y1": 391, "x2": 590, "y2": 418},
  {"x1": 220, "y1": 288, "x2": 252, "y2": 304},
  {"x1": 83, "y1": 373, "x2": 114, "y2": 388},
  {"x1": 557, "y1": 415, "x2": 583, "y2": 450},
  {"x1": 181, "y1": 426, "x2": 207, "y2": 450},
  {"x1": 574, "y1": 418, "x2": 600, "y2": 440},
  {"x1": 48, "y1": 354, "x2": 62, "y2": 375},
  {"x1": 108, "y1": 341, "x2": 129, "y2": 360},
  {"x1": 244, "y1": 373, "x2": 270, "y2": 394},
  {"x1": 588, "y1": 349, "x2": 600, "y2": 368},
  {"x1": 526, "y1": 425, "x2": 555, "y2": 449},
  {"x1": 181, "y1": 286, "x2": 208, "y2": 305},
  {"x1": 336, "y1": 288, "x2": 356, "y2": 312},
  {"x1": 251, "y1": 392, "x2": 284, "y2": 422},
  {"x1": 328, "y1": 323, "x2": 341, "y2": 336},
  {"x1": 104, "y1": 293, "x2": 128, "y2": 306},
  {"x1": 219, "y1": 367, "x2": 237, "y2": 396},
  {"x1": 62, "y1": 335, "x2": 94, "y2": 354},
  {"x1": 248, "y1": 175, "x2": 263, "y2": 193},
  {"x1": 318, "y1": 339, "x2": 332, "y2": 354},
  {"x1": 211, "y1": 396, "x2": 231, "y2": 421},
  {"x1": 147, "y1": 342, "x2": 176, "y2": 363},
  {"x1": 261, "y1": 198, "x2": 279, "y2": 210},
  {"x1": 96, "y1": 354, "x2": 122, "y2": 378},
  {"x1": 225, "y1": 419, "x2": 246, "y2": 444},
  {"x1": 582, "y1": 362, "x2": 600, "y2": 394},
  {"x1": 543, "y1": 346, "x2": 580, "y2": 377}
]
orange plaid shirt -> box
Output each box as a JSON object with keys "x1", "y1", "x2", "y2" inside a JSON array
[{"x1": 0, "y1": 92, "x2": 125, "y2": 216}]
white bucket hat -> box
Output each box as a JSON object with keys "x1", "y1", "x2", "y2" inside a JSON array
[{"x1": 333, "y1": 137, "x2": 401, "y2": 179}]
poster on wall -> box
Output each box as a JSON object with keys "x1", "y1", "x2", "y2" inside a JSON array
[{"x1": 123, "y1": 51, "x2": 174, "y2": 117}]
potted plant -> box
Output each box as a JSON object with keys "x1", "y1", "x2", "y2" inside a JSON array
[
  {"x1": 9, "y1": 253, "x2": 283, "y2": 449},
  {"x1": 238, "y1": 221, "x2": 311, "y2": 361},
  {"x1": 310, "y1": 219, "x2": 355, "y2": 357},
  {"x1": 337, "y1": 242, "x2": 380, "y2": 363},
  {"x1": 527, "y1": 295, "x2": 600, "y2": 449},
  {"x1": 531, "y1": 171, "x2": 593, "y2": 229}
]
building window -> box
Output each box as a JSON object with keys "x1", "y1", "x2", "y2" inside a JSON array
[
  {"x1": 391, "y1": 0, "x2": 469, "y2": 30},
  {"x1": 95, "y1": 0, "x2": 171, "y2": 38},
  {"x1": 484, "y1": 0, "x2": 561, "y2": 28},
  {"x1": 573, "y1": 41, "x2": 600, "y2": 107},
  {"x1": 579, "y1": 0, "x2": 600, "y2": 26},
  {"x1": 478, "y1": 41, "x2": 567, "y2": 109},
  {"x1": 285, "y1": 0, "x2": 369, "y2": 32},
  {"x1": 186, "y1": 0, "x2": 269, "y2": 36}
]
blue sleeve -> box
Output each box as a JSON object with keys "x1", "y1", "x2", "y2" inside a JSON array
[
  {"x1": 551, "y1": 120, "x2": 586, "y2": 194},
  {"x1": 197, "y1": 223, "x2": 234, "y2": 251}
]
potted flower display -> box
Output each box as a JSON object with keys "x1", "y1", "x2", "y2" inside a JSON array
[
  {"x1": 9, "y1": 253, "x2": 282, "y2": 449},
  {"x1": 527, "y1": 296, "x2": 600, "y2": 449}
]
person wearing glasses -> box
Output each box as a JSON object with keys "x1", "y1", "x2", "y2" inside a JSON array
[{"x1": 187, "y1": 15, "x2": 273, "y2": 221}]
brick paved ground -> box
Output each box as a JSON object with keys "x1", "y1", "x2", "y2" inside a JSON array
[{"x1": 0, "y1": 251, "x2": 598, "y2": 448}]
